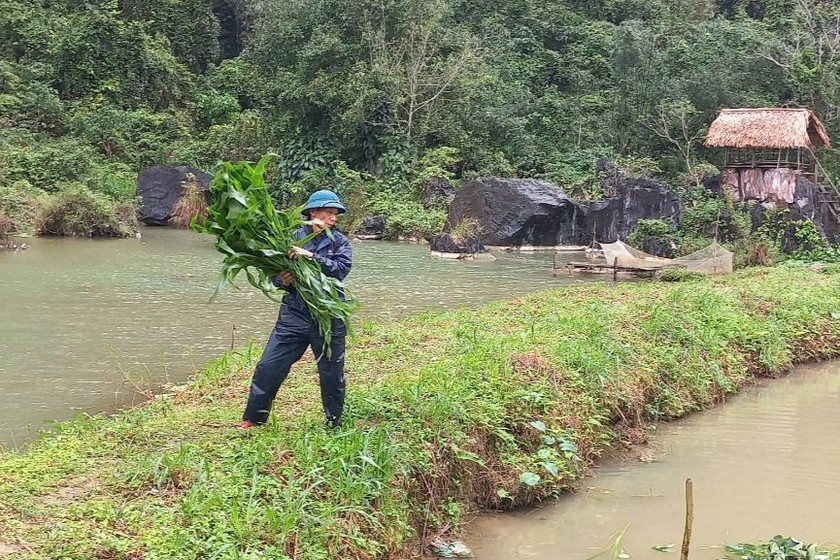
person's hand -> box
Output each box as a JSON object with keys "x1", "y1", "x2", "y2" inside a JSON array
[
  {"x1": 289, "y1": 246, "x2": 314, "y2": 259},
  {"x1": 278, "y1": 271, "x2": 294, "y2": 287}
]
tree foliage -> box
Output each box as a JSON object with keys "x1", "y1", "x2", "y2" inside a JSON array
[{"x1": 2, "y1": 0, "x2": 839, "y2": 233}]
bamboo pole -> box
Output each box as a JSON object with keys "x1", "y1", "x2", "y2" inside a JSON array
[{"x1": 680, "y1": 478, "x2": 694, "y2": 560}]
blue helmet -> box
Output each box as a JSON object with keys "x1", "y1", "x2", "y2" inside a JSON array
[{"x1": 302, "y1": 189, "x2": 346, "y2": 216}]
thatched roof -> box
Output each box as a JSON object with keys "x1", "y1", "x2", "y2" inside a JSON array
[{"x1": 705, "y1": 108, "x2": 831, "y2": 149}]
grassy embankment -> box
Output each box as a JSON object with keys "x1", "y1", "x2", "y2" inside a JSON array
[{"x1": 1, "y1": 264, "x2": 839, "y2": 559}]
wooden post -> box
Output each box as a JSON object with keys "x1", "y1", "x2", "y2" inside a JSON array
[
  {"x1": 680, "y1": 478, "x2": 694, "y2": 560},
  {"x1": 230, "y1": 325, "x2": 237, "y2": 350},
  {"x1": 613, "y1": 260, "x2": 618, "y2": 282}
]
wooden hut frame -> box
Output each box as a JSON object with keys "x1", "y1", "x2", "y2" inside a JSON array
[{"x1": 705, "y1": 108, "x2": 831, "y2": 182}]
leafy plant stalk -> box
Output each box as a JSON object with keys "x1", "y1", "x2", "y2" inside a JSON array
[{"x1": 192, "y1": 155, "x2": 358, "y2": 352}]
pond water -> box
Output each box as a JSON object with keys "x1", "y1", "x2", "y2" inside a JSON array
[
  {"x1": 0, "y1": 227, "x2": 596, "y2": 447},
  {"x1": 468, "y1": 360, "x2": 840, "y2": 559}
]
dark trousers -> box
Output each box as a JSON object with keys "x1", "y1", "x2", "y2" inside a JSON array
[{"x1": 243, "y1": 305, "x2": 346, "y2": 425}]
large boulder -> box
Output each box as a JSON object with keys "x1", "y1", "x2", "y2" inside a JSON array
[
  {"x1": 590, "y1": 177, "x2": 682, "y2": 243},
  {"x1": 137, "y1": 166, "x2": 212, "y2": 226},
  {"x1": 354, "y1": 215, "x2": 386, "y2": 240},
  {"x1": 446, "y1": 177, "x2": 588, "y2": 246}
]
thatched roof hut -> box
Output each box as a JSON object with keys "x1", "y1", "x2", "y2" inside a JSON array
[{"x1": 705, "y1": 108, "x2": 831, "y2": 150}]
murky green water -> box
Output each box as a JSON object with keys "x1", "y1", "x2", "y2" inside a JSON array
[
  {"x1": 468, "y1": 361, "x2": 840, "y2": 559},
  {"x1": 0, "y1": 227, "x2": 595, "y2": 447}
]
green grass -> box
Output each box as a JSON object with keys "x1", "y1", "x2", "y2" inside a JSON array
[{"x1": 1, "y1": 264, "x2": 839, "y2": 559}]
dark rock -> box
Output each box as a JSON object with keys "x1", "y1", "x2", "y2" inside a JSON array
[
  {"x1": 590, "y1": 177, "x2": 682, "y2": 243},
  {"x1": 792, "y1": 176, "x2": 840, "y2": 244},
  {"x1": 423, "y1": 176, "x2": 456, "y2": 208},
  {"x1": 736, "y1": 175, "x2": 840, "y2": 251},
  {"x1": 702, "y1": 174, "x2": 724, "y2": 198},
  {"x1": 596, "y1": 159, "x2": 622, "y2": 198},
  {"x1": 137, "y1": 166, "x2": 212, "y2": 226},
  {"x1": 446, "y1": 177, "x2": 589, "y2": 246},
  {"x1": 355, "y1": 215, "x2": 386, "y2": 240},
  {"x1": 429, "y1": 233, "x2": 489, "y2": 255},
  {"x1": 446, "y1": 174, "x2": 682, "y2": 247},
  {"x1": 642, "y1": 236, "x2": 676, "y2": 258}
]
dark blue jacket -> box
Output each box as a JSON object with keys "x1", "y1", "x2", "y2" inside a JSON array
[{"x1": 278, "y1": 226, "x2": 353, "y2": 313}]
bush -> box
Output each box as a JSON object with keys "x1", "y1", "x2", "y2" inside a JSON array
[
  {"x1": 0, "y1": 180, "x2": 43, "y2": 235},
  {"x1": 538, "y1": 146, "x2": 616, "y2": 199},
  {"x1": 85, "y1": 163, "x2": 138, "y2": 202},
  {"x1": 628, "y1": 218, "x2": 675, "y2": 248},
  {"x1": 0, "y1": 78, "x2": 66, "y2": 134},
  {"x1": 0, "y1": 134, "x2": 100, "y2": 189},
  {"x1": 169, "y1": 174, "x2": 208, "y2": 228},
  {"x1": 69, "y1": 107, "x2": 189, "y2": 167},
  {"x1": 366, "y1": 192, "x2": 446, "y2": 240},
  {"x1": 38, "y1": 183, "x2": 138, "y2": 237},
  {"x1": 195, "y1": 91, "x2": 241, "y2": 127},
  {"x1": 186, "y1": 111, "x2": 268, "y2": 166},
  {"x1": 790, "y1": 219, "x2": 840, "y2": 263},
  {"x1": 732, "y1": 237, "x2": 773, "y2": 269},
  {"x1": 613, "y1": 155, "x2": 663, "y2": 179}
]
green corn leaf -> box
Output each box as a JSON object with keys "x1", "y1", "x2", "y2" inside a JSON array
[{"x1": 193, "y1": 155, "x2": 359, "y2": 355}]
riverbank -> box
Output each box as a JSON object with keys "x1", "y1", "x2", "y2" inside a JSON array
[{"x1": 1, "y1": 264, "x2": 839, "y2": 558}]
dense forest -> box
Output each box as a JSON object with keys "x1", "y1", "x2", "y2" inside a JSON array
[{"x1": 1, "y1": 0, "x2": 839, "y2": 241}]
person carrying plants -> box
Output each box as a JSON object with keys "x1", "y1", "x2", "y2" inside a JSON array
[{"x1": 236, "y1": 189, "x2": 353, "y2": 430}]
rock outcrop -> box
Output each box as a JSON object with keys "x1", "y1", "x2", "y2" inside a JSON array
[
  {"x1": 137, "y1": 166, "x2": 212, "y2": 226},
  {"x1": 446, "y1": 177, "x2": 588, "y2": 246},
  {"x1": 446, "y1": 175, "x2": 682, "y2": 247},
  {"x1": 791, "y1": 176, "x2": 840, "y2": 244},
  {"x1": 590, "y1": 169, "x2": 683, "y2": 243}
]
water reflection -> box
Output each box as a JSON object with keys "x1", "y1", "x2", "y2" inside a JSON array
[{"x1": 468, "y1": 361, "x2": 840, "y2": 559}]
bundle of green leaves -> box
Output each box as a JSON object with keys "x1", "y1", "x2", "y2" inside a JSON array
[{"x1": 193, "y1": 155, "x2": 358, "y2": 351}]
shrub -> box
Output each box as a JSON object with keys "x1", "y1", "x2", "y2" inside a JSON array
[
  {"x1": 0, "y1": 180, "x2": 43, "y2": 235},
  {"x1": 187, "y1": 111, "x2": 268, "y2": 166},
  {"x1": 38, "y1": 183, "x2": 138, "y2": 237},
  {"x1": 69, "y1": 106, "x2": 189, "y2": 167},
  {"x1": 0, "y1": 214, "x2": 12, "y2": 248},
  {"x1": 169, "y1": 173, "x2": 208, "y2": 228},
  {"x1": 674, "y1": 234, "x2": 714, "y2": 257},
  {"x1": 85, "y1": 163, "x2": 138, "y2": 202},
  {"x1": 614, "y1": 155, "x2": 663, "y2": 179},
  {"x1": 628, "y1": 218, "x2": 674, "y2": 247},
  {"x1": 195, "y1": 91, "x2": 241, "y2": 127},
  {"x1": 791, "y1": 219, "x2": 840, "y2": 263},
  {"x1": 0, "y1": 135, "x2": 100, "y2": 189},
  {"x1": 450, "y1": 218, "x2": 482, "y2": 242},
  {"x1": 365, "y1": 189, "x2": 446, "y2": 240}
]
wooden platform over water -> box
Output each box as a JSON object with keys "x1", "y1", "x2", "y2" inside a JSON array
[{"x1": 556, "y1": 261, "x2": 664, "y2": 278}]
